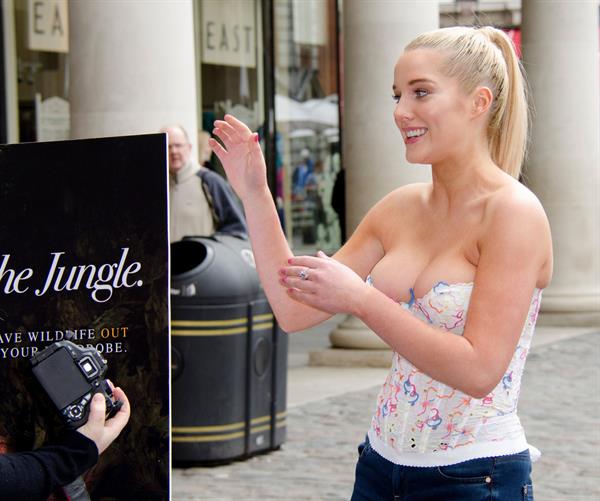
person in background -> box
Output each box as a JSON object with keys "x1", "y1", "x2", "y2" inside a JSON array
[
  {"x1": 161, "y1": 124, "x2": 247, "y2": 241},
  {"x1": 210, "y1": 25, "x2": 552, "y2": 500},
  {"x1": 198, "y1": 130, "x2": 213, "y2": 168},
  {"x1": 291, "y1": 148, "x2": 314, "y2": 200},
  {"x1": 0, "y1": 386, "x2": 130, "y2": 501}
]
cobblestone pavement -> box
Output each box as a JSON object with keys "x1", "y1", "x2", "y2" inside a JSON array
[{"x1": 172, "y1": 332, "x2": 600, "y2": 500}]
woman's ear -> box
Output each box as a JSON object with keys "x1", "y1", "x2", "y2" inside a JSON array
[{"x1": 471, "y1": 86, "x2": 494, "y2": 118}]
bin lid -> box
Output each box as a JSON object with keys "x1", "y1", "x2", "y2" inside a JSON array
[{"x1": 170, "y1": 235, "x2": 262, "y2": 303}]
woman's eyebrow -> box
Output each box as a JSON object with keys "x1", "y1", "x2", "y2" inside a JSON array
[
  {"x1": 393, "y1": 78, "x2": 435, "y2": 91},
  {"x1": 408, "y1": 78, "x2": 435, "y2": 86}
]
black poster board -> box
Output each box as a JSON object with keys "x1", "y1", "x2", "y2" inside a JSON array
[
  {"x1": 0, "y1": 134, "x2": 170, "y2": 500},
  {"x1": 0, "y1": 6, "x2": 7, "y2": 145}
]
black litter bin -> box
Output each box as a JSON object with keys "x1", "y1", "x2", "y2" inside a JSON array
[{"x1": 170, "y1": 235, "x2": 288, "y2": 464}]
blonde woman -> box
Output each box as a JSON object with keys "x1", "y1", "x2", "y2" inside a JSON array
[{"x1": 211, "y1": 26, "x2": 552, "y2": 500}]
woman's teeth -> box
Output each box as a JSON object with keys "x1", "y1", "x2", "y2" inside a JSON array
[{"x1": 406, "y1": 128, "x2": 427, "y2": 138}]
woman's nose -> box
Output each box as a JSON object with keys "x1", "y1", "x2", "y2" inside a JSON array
[{"x1": 393, "y1": 100, "x2": 413, "y2": 125}]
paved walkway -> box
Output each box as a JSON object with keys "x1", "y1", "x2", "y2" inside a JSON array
[{"x1": 171, "y1": 330, "x2": 600, "y2": 500}]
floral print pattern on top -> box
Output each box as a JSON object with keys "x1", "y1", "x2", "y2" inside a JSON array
[{"x1": 369, "y1": 280, "x2": 542, "y2": 457}]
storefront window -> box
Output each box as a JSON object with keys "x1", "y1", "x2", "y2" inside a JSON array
[
  {"x1": 273, "y1": 0, "x2": 342, "y2": 254},
  {"x1": 195, "y1": 0, "x2": 264, "y2": 177},
  {"x1": 13, "y1": 0, "x2": 69, "y2": 142}
]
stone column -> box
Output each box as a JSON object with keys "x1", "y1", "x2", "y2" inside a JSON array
[
  {"x1": 324, "y1": 1, "x2": 438, "y2": 357},
  {"x1": 521, "y1": 1, "x2": 600, "y2": 326},
  {"x1": 69, "y1": 0, "x2": 199, "y2": 151}
]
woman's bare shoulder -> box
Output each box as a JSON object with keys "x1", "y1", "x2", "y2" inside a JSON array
[
  {"x1": 343, "y1": 182, "x2": 428, "y2": 247},
  {"x1": 482, "y1": 179, "x2": 553, "y2": 284},
  {"x1": 485, "y1": 179, "x2": 549, "y2": 225},
  {"x1": 370, "y1": 182, "x2": 431, "y2": 215}
]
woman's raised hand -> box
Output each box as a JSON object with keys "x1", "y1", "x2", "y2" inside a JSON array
[{"x1": 210, "y1": 115, "x2": 268, "y2": 201}]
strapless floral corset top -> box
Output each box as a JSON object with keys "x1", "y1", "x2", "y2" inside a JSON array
[{"x1": 368, "y1": 280, "x2": 542, "y2": 462}]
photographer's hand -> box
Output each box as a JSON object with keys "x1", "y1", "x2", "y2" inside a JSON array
[{"x1": 76, "y1": 387, "x2": 130, "y2": 454}]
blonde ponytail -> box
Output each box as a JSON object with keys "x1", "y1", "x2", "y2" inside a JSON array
[
  {"x1": 406, "y1": 26, "x2": 530, "y2": 178},
  {"x1": 478, "y1": 27, "x2": 529, "y2": 178}
]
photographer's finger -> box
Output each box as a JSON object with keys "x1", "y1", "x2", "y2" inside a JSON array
[
  {"x1": 112, "y1": 387, "x2": 130, "y2": 415},
  {"x1": 107, "y1": 387, "x2": 131, "y2": 431},
  {"x1": 87, "y1": 392, "x2": 107, "y2": 426}
]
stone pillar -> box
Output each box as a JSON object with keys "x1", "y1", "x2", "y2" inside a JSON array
[
  {"x1": 327, "y1": 1, "x2": 438, "y2": 354},
  {"x1": 69, "y1": 0, "x2": 199, "y2": 151},
  {"x1": 521, "y1": 1, "x2": 600, "y2": 326}
]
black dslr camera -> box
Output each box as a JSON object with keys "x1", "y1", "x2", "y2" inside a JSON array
[{"x1": 30, "y1": 336, "x2": 122, "y2": 428}]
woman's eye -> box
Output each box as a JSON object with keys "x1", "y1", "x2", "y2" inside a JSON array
[
  {"x1": 415, "y1": 89, "x2": 429, "y2": 98},
  {"x1": 392, "y1": 95, "x2": 401, "y2": 104}
]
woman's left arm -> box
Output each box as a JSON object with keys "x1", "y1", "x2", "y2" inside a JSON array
[{"x1": 284, "y1": 193, "x2": 552, "y2": 398}]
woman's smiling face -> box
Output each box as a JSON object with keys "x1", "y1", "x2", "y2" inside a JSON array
[{"x1": 393, "y1": 48, "x2": 476, "y2": 167}]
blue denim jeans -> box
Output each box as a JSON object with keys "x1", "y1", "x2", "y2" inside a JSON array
[{"x1": 351, "y1": 437, "x2": 534, "y2": 500}]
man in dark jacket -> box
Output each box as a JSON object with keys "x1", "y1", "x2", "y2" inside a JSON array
[{"x1": 161, "y1": 124, "x2": 247, "y2": 241}]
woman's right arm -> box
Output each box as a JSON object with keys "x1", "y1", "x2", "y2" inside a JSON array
[
  {"x1": 210, "y1": 116, "x2": 332, "y2": 332},
  {"x1": 210, "y1": 116, "x2": 382, "y2": 332}
]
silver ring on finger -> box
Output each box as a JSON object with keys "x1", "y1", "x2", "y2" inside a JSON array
[{"x1": 298, "y1": 268, "x2": 309, "y2": 281}]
